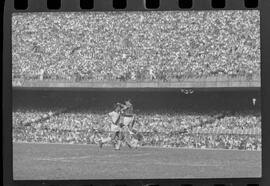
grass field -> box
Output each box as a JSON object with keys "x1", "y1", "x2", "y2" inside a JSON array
[{"x1": 13, "y1": 142, "x2": 261, "y2": 180}]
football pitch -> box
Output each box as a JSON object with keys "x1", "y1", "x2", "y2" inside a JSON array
[{"x1": 13, "y1": 142, "x2": 261, "y2": 180}]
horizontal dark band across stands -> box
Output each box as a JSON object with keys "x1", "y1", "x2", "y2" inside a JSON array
[{"x1": 12, "y1": 77, "x2": 260, "y2": 89}]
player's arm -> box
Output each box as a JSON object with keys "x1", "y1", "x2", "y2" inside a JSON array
[
  {"x1": 116, "y1": 102, "x2": 124, "y2": 106},
  {"x1": 120, "y1": 105, "x2": 129, "y2": 113},
  {"x1": 121, "y1": 106, "x2": 128, "y2": 111}
]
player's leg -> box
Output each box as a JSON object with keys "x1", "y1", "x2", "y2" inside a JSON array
[
  {"x1": 96, "y1": 132, "x2": 104, "y2": 148},
  {"x1": 114, "y1": 131, "x2": 122, "y2": 150},
  {"x1": 98, "y1": 130, "x2": 113, "y2": 148},
  {"x1": 110, "y1": 131, "x2": 116, "y2": 148},
  {"x1": 114, "y1": 139, "x2": 121, "y2": 150},
  {"x1": 94, "y1": 133, "x2": 104, "y2": 148},
  {"x1": 116, "y1": 129, "x2": 126, "y2": 150},
  {"x1": 99, "y1": 124, "x2": 118, "y2": 149},
  {"x1": 111, "y1": 124, "x2": 122, "y2": 149},
  {"x1": 100, "y1": 130, "x2": 121, "y2": 148},
  {"x1": 101, "y1": 136, "x2": 112, "y2": 143},
  {"x1": 123, "y1": 128, "x2": 133, "y2": 149},
  {"x1": 110, "y1": 131, "x2": 122, "y2": 149},
  {"x1": 130, "y1": 138, "x2": 139, "y2": 149}
]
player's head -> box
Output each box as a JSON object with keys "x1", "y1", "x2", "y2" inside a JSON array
[
  {"x1": 114, "y1": 103, "x2": 121, "y2": 112},
  {"x1": 125, "y1": 99, "x2": 131, "y2": 105}
]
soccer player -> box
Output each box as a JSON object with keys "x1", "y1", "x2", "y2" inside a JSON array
[
  {"x1": 99, "y1": 104, "x2": 123, "y2": 149},
  {"x1": 118, "y1": 100, "x2": 136, "y2": 146}
]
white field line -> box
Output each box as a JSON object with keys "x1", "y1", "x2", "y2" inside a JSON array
[
  {"x1": 13, "y1": 141, "x2": 262, "y2": 152},
  {"x1": 36, "y1": 155, "x2": 92, "y2": 161},
  {"x1": 34, "y1": 152, "x2": 153, "y2": 162},
  {"x1": 35, "y1": 155, "x2": 92, "y2": 162}
]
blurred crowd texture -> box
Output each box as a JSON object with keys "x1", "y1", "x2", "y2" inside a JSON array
[{"x1": 12, "y1": 11, "x2": 260, "y2": 81}]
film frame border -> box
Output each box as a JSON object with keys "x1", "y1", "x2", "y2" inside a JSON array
[
  {"x1": 8, "y1": 0, "x2": 260, "y2": 11},
  {"x1": 3, "y1": 0, "x2": 270, "y2": 186}
]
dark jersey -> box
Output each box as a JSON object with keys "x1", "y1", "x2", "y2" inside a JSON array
[
  {"x1": 125, "y1": 104, "x2": 133, "y2": 115},
  {"x1": 121, "y1": 103, "x2": 133, "y2": 116}
]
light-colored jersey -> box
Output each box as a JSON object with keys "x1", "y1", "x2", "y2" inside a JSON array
[
  {"x1": 108, "y1": 111, "x2": 121, "y2": 132},
  {"x1": 123, "y1": 116, "x2": 135, "y2": 126},
  {"x1": 108, "y1": 111, "x2": 120, "y2": 124}
]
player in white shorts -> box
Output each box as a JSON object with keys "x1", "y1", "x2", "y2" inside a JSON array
[{"x1": 99, "y1": 104, "x2": 123, "y2": 149}]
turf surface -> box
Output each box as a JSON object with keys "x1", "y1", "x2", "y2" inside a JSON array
[{"x1": 13, "y1": 142, "x2": 261, "y2": 180}]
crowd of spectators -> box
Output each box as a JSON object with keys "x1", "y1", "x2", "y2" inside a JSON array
[
  {"x1": 142, "y1": 133, "x2": 261, "y2": 151},
  {"x1": 12, "y1": 11, "x2": 260, "y2": 81},
  {"x1": 12, "y1": 108, "x2": 261, "y2": 150}
]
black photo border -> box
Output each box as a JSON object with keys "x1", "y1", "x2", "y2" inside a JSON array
[{"x1": 3, "y1": 0, "x2": 270, "y2": 185}]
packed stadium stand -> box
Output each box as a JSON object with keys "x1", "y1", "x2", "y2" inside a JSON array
[{"x1": 12, "y1": 11, "x2": 260, "y2": 82}]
